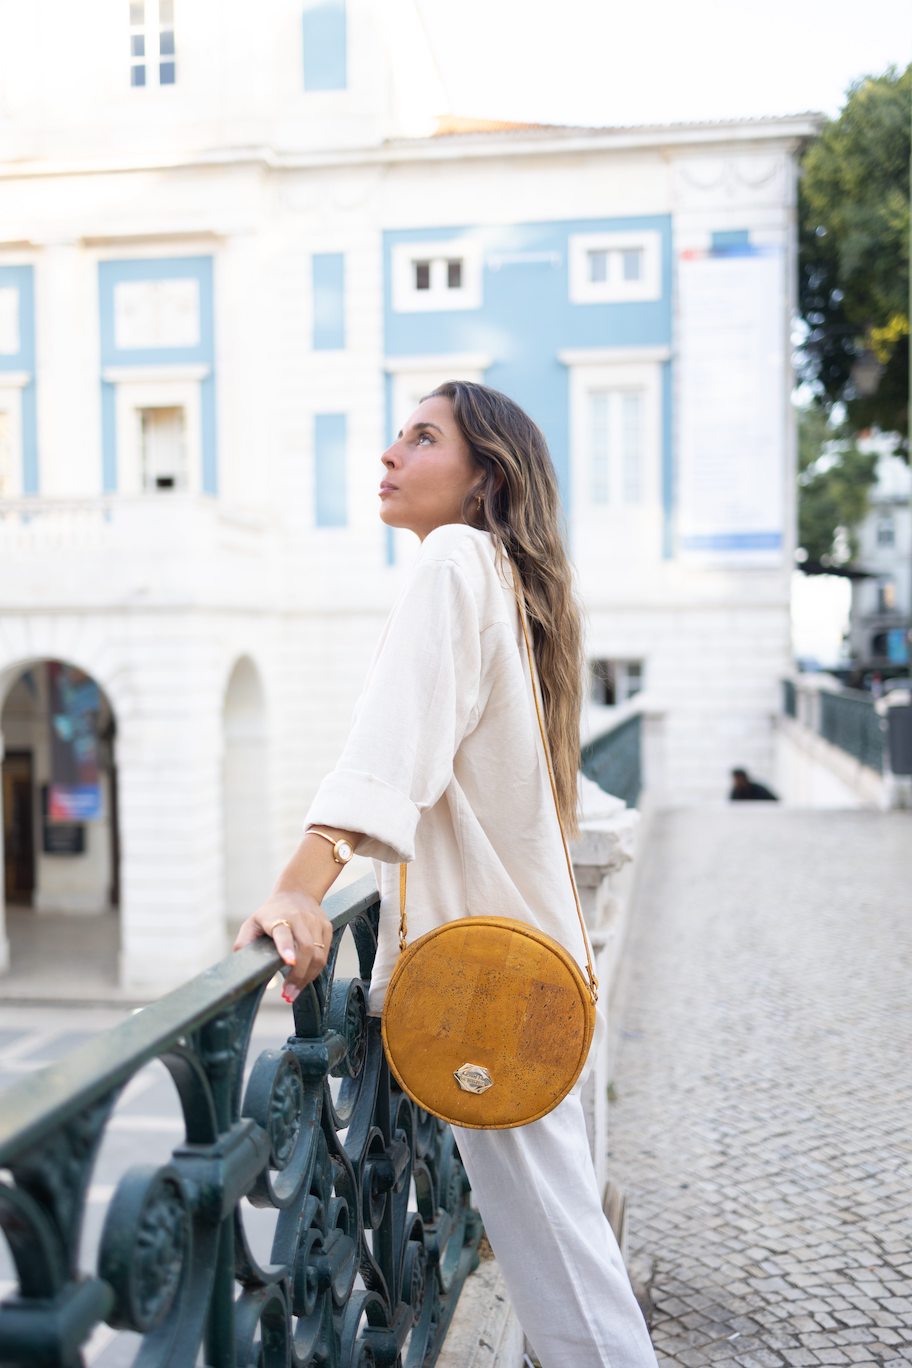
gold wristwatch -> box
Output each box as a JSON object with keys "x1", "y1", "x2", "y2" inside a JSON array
[{"x1": 306, "y1": 826, "x2": 354, "y2": 865}]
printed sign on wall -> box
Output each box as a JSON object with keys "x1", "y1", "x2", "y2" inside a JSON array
[
  {"x1": 48, "y1": 662, "x2": 103, "y2": 822},
  {"x1": 676, "y1": 241, "x2": 787, "y2": 565}
]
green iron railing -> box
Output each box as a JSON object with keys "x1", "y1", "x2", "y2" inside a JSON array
[
  {"x1": 580, "y1": 712, "x2": 642, "y2": 808},
  {"x1": 0, "y1": 875, "x2": 481, "y2": 1367},
  {"x1": 818, "y1": 689, "x2": 885, "y2": 773}
]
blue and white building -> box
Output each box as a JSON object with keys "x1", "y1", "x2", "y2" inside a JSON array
[{"x1": 0, "y1": 0, "x2": 819, "y2": 990}]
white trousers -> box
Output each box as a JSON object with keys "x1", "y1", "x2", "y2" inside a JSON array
[{"x1": 453, "y1": 1093, "x2": 659, "y2": 1368}]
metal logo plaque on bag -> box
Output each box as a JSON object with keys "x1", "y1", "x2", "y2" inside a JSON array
[{"x1": 454, "y1": 1064, "x2": 493, "y2": 1094}]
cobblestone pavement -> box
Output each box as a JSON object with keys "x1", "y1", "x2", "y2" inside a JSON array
[{"x1": 607, "y1": 806, "x2": 912, "y2": 1368}]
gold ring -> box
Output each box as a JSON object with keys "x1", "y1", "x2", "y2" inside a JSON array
[{"x1": 268, "y1": 918, "x2": 293, "y2": 936}]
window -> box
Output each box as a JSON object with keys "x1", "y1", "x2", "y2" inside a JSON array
[
  {"x1": 569, "y1": 231, "x2": 661, "y2": 303},
  {"x1": 877, "y1": 578, "x2": 897, "y2": 613},
  {"x1": 140, "y1": 406, "x2": 186, "y2": 490},
  {"x1": 312, "y1": 253, "x2": 346, "y2": 350},
  {"x1": 876, "y1": 514, "x2": 895, "y2": 547},
  {"x1": 129, "y1": 0, "x2": 176, "y2": 89},
  {"x1": 408, "y1": 256, "x2": 467, "y2": 297},
  {"x1": 589, "y1": 659, "x2": 644, "y2": 706},
  {"x1": 302, "y1": 0, "x2": 348, "y2": 92},
  {"x1": 391, "y1": 241, "x2": 482, "y2": 312},
  {"x1": 587, "y1": 247, "x2": 643, "y2": 285},
  {"x1": 588, "y1": 389, "x2": 645, "y2": 505},
  {"x1": 314, "y1": 413, "x2": 347, "y2": 527}
]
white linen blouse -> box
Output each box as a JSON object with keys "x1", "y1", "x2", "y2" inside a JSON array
[{"x1": 304, "y1": 523, "x2": 597, "y2": 1026}]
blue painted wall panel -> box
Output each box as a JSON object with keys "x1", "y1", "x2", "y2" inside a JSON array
[
  {"x1": 98, "y1": 255, "x2": 214, "y2": 368},
  {"x1": 314, "y1": 413, "x2": 348, "y2": 527},
  {"x1": 710, "y1": 228, "x2": 751, "y2": 253},
  {"x1": 97, "y1": 255, "x2": 217, "y2": 493},
  {"x1": 312, "y1": 252, "x2": 346, "y2": 350},
  {"x1": 302, "y1": 0, "x2": 347, "y2": 91},
  {"x1": 200, "y1": 373, "x2": 218, "y2": 496},
  {"x1": 100, "y1": 382, "x2": 117, "y2": 493}
]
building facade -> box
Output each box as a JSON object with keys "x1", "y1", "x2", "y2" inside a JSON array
[
  {"x1": 0, "y1": 0, "x2": 818, "y2": 989},
  {"x1": 845, "y1": 442, "x2": 912, "y2": 678}
]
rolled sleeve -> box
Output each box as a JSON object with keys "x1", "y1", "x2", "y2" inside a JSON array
[
  {"x1": 304, "y1": 770, "x2": 419, "y2": 863},
  {"x1": 304, "y1": 555, "x2": 482, "y2": 863}
]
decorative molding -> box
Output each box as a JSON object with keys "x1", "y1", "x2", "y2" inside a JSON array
[
  {"x1": 671, "y1": 152, "x2": 789, "y2": 210},
  {"x1": 102, "y1": 364, "x2": 210, "y2": 383},
  {"x1": 558, "y1": 346, "x2": 670, "y2": 367}
]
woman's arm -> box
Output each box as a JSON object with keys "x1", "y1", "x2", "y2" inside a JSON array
[{"x1": 232, "y1": 824, "x2": 363, "y2": 1001}]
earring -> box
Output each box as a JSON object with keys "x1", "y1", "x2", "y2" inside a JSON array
[{"x1": 475, "y1": 494, "x2": 483, "y2": 511}]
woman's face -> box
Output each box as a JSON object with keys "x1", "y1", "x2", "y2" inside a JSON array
[{"x1": 379, "y1": 395, "x2": 481, "y2": 541}]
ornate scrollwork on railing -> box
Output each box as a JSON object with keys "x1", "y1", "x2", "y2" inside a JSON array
[{"x1": 0, "y1": 875, "x2": 482, "y2": 1366}]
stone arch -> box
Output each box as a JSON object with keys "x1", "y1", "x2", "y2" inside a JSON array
[
  {"x1": 221, "y1": 654, "x2": 271, "y2": 932},
  {"x1": 0, "y1": 652, "x2": 120, "y2": 984}
]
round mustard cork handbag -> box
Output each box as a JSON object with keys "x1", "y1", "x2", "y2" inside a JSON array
[{"x1": 381, "y1": 574, "x2": 598, "y2": 1130}]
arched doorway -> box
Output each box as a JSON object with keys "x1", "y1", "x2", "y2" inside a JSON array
[
  {"x1": 222, "y1": 656, "x2": 270, "y2": 936},
  {"x1": 0, "y1": 659, "x2": 119, "y2": 989}
]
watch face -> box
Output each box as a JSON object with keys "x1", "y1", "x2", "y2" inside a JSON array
[{"x1": 336, "y1": 840, "x2": 353, "y2": 862}]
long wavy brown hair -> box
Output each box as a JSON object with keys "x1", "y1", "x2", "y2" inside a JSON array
[{"x1": 426, "y1": 381, "x2": 584, "y2": 835}]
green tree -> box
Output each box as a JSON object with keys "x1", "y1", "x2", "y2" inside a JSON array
[
  {"x1": 797, "y1": 406, "x2": 878, "y2": 569},
  {"x1": 798, "y1": 66, "x2": 910, "y2": 450}
]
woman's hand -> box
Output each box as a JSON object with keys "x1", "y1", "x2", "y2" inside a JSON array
[{"x1": 233, "y1": 889, "x2": 333, "y2": 1002}]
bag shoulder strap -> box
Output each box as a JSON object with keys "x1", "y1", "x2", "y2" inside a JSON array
[{"x1": 398, "y1": 559, "x2": 599, "y2": 1007}]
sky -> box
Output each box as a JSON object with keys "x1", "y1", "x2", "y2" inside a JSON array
[{"x1": 415, "y1": 0, "x2": 908, "y2": 128}]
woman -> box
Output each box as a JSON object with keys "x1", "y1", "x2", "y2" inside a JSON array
[{"x1": 234, "y1": 381, "x2": 659, "y2": 1367}]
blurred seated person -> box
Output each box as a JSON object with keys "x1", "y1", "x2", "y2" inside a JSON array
[{"x1": 730, "y1": 767, "x2": 778, "y2": 801}]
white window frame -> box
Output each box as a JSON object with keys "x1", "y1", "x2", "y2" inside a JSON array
[
  {"x1": 569, "y1": 231, "x2": 661, "y2": 304},
  {"x1": 876, "y1": 513, "x2": 895, "y2": 547},
  {"x1": 566, "y1": 357, "x2": 662, "y2": 520},
  {"x1": 110, "y1": 370, "x2": 204, "y2": 496},
  {"x1": 0, "y1": 377, "x2": 28, "y2": 499},
  {"x1": 589, "y1": 658, "x2": 645, "y2": 707},
  {"x1": 391, "y1": 241, "x2": 483, "y2": 313},
  {"x1": 129, "y1": 0, "x2": 176, "y2": 90}
]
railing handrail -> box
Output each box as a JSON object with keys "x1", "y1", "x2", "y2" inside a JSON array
[
  {"x1": 580, "y1": 691, "x2": 657, "y2": 747},
  {"x1": 781, "y1": 674, "x2": 886, "y2": 776},
  {"x1": 787, "y1": 672, "x2": 871, "y2": 702}
]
